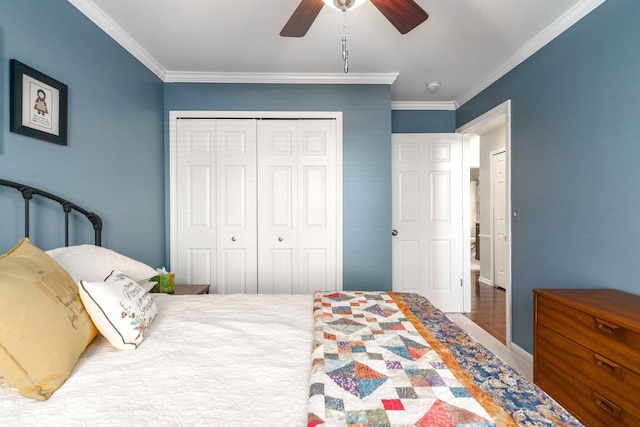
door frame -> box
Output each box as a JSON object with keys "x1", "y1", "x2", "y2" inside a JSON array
[
  {"x1": 168, "y1": 111, "x2": 344, "y2": 292},
  {"x1": 457, "y1": 100, "x2": 512, "y2": 347}
]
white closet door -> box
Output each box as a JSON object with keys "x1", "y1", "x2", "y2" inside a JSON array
[
  {"x1": 175, "y1": 119, "x2": 216, "y2": 287},
  {"x1": 257, "y1": 119, "x2": 337, "y2": 294},
  {"x1": 173, "y1": 115, "x2": 340, "y2": 295},
  {"x1": 296, "y1": 120, "x2": 338, "y2": 293},
  {"x1": 216, "y1": 120, "x2": 258, "y2": 294},
  {"x1": 257, "y1": 120, "x2": 298, "y2": 294}
]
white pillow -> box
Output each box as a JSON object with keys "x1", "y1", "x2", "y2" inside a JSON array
[
  {"x1": 46, "y1": 245, "x2": 157, "y2": 285},
  {"x1": 136, "y1": 278, "x2": 157, "y2": 293},
  {"x1": 79, "y1": 271, "x2": 158, "y2": 350}
]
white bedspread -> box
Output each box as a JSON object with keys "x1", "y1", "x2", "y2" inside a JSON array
[{"x1": 0, "y1": 293, "x2": 313, "y2": 427}]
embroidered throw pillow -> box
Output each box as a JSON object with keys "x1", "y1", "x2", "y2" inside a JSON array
[
  {"x1": 79, "y1": 271, "x2": 158, "y2": 350},
  {"x1": 0, "y1": 238, "x2": 97, "y2": 400}
]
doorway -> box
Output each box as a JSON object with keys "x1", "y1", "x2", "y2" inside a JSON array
[{"x1": 457, "y1": 101, "x2": 512, "y2": 346}]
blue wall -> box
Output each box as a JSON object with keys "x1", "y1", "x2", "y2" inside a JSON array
[
  {"x1": 391, "y1": 110, "x2": 456, "y2": 133},
  {"x1": 0, "y1": 0, "x2": 165, "y2": 267},
  {"x1": 457, "y1": 0, "x2": 640, "y2": 352},
  {"x1": 164, "y1": 83, "x2": 393, "y2": 290}
]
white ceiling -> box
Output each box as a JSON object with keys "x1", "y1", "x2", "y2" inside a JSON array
[{"x1": 69, "y1": 0, "x2": 604, "y2": 108}]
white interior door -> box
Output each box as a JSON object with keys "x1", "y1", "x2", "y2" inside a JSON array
[
  {"x1": 491, "y1": 149, "x2": 507, "y2": 290},
  {"x1": 392, "y1": 134, "x2": 464, "y2": 312},
  {"x1": 216, "y1": 120, "x2": 258, "y2": 294}
]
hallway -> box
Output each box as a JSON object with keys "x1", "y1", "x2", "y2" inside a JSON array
[{"x1": 463, "y1": 271, "x2": 506, "y2": 344}]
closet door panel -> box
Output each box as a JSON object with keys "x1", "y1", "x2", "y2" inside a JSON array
[
  {"x1": 221, "y1": 249, "x2": 249, "y2": 294},
  {"x1": 271, "y1": 167, "x2": 293, "y2": 227},
  {"x1": 175, "y1": 119, "x2": 216, "y2": 286},
  {"x1": 187, "y1": 249, "x2": 211, "y2": 285},
  {"x1": 297, "y1": 120, "x2": 338, "y2": 292},
  {"x1": 257, "y1": 121, "x2": 298, "y2": 294},
  {"x1": 270, "y1": 249, "x2": 294, "y2": 294},
  {"x1": 216, "y1": 120, "x2": 258, "y2": 294},
  {"x1": 263, "y1": 166, "x2": 295, "y2": 293},
  {"x1": 303, "y1": 166, "x2": 327, "y2": 226},
  {"x1": 300, "y1": 249, "x2": 327, "y2": 294}
]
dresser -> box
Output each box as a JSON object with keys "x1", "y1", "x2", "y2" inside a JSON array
[{"x1": 533, "y1": 289, "x2": 640, "y2": 427}]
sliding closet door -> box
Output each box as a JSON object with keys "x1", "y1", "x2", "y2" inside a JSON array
[
  {"x1": 174, "y1": 119, "x2": 216, "y2": 287},
  {"x1": 216, "y1": 120, "x2": 258, "y2": 294}
]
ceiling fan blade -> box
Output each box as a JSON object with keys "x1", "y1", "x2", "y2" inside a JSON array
[
  {"x1": 280, "y1": 0, "x2": 325, "y2": 37},
  {"x1": 369, "y1": 0, "x2": 428, "y2": 34}
]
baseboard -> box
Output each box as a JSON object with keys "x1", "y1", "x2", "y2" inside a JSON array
[
  {"x1": 478, "y1": 276, "x2": 492, "y2": 286},
  {"x1": 510, "y1": 342, "x2": 533, "y2": 364}
]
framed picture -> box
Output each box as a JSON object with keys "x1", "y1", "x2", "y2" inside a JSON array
[{"x1": 10, "y1": 59, "x2": 68, "y2": 145}]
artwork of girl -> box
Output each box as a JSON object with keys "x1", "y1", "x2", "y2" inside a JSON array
[{"x1": 33, "y1": 89, "x2": 48, "y2": 116}]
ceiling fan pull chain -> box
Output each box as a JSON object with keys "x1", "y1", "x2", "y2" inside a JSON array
[
  {"x1": 342, "y1": 9, "x2": 349, "y2": 73},
  {"x1": 342, "y1": 36, "x2": 348, "y2": 73}
]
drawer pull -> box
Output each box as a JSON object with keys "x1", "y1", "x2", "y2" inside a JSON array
[
  {"x1": 593, "y1": 392, "x2": 622, "y2": 418},
  {"x1": 595, "y1": 318, "x2": 620, "y2": 336},
  {"x1": 593, "y1": 353, "x2": 623, "y2": 377}
]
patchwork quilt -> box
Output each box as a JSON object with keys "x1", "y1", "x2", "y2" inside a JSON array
[{"x1": 308, "y1": 291, "x2": 581, "y2": 427}]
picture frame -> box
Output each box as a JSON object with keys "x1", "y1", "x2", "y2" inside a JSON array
[{"x1": 10, "y1": 59, "x2": 68, "y2": 145}]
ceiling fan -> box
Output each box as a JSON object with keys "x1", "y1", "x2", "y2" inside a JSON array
[{"x1": 280, "y1": 0, "x2": 429, "y2": 37}]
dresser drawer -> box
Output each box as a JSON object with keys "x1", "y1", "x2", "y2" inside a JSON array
[
  {"x1": 536, "y1": 295, "x2": 640, "y2": 373},
  {"x1": 536, "y1": 357, "x2": 640, "y2": 427},
  {"x1": 536, "y1": 325, "x2": 640, "y2": 419}
]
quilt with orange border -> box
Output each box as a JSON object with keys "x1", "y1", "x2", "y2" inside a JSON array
[{"x1": 307, "y1": 291, "x2": 581, "y2": 427}]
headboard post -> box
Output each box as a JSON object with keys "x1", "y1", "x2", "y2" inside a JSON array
[
  {"x1": 89, "y1": 213, "x2": 103, "y2": 246},
  {"x1": 19, "y1": 186, "x2": 34, "y2": 239},
  {"x1": 62, "y1": 201, "x2": 72, "y2": 247}
]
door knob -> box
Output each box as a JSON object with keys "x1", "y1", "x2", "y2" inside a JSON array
[
  {"x1": 278, "y1": 237, "x2": 283, "y2": 242},
  {"x1": 231, "y1": 236, "x2": 236, "y2": 242},
  {"x1": 392, "y1": 229, "x2": 398, "y2": 236}
]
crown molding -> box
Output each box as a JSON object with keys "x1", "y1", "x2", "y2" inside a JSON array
[
  {"x1": 455, "y1": 0, "x2": 606, "y2": 107},
  {"x1": 69, "y1": 1, "x2": 398, "y2": 86},
  {"x1": 162, "y1": 71, "x2": 398, "y2": 85},
  {"x1": 391, "y1": 101, "x2": 458, "y2": 111},
  {"x1": 70, "y1": 0, "x2": 604, "y2": 103},
  {"x1": 68, "y1": 0, "x2": 165, "y2": 78}
]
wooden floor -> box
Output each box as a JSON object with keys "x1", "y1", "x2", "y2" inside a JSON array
[{"x1": 463, "y1": 271, "x2": 506, "y2": 344}]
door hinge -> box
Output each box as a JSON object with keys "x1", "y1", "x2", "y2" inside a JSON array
[{"x1": 460, "y1": 278, "x2": 463, "y2": 287}]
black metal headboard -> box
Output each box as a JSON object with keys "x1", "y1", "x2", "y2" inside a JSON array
[{"x1": 0, "y1": 179, "x2": 102, "y2": 246}]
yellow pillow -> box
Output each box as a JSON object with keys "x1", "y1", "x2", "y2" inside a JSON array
[{"x1": 0, "y1": 238, "x2": 97, "y2": 400}]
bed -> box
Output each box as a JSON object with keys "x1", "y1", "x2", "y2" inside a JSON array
[{"x1": 0, "y1": 180, "x2": 582, "y2": 426}]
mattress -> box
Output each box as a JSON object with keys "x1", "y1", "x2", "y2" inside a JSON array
[{"x1": 0, "y1": 293, "x2": 313, "y2": 427}]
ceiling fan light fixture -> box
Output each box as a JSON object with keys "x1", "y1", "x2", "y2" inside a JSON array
[{"x1": 323, "y1": 0, "x2": 367, "y2": 12}]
